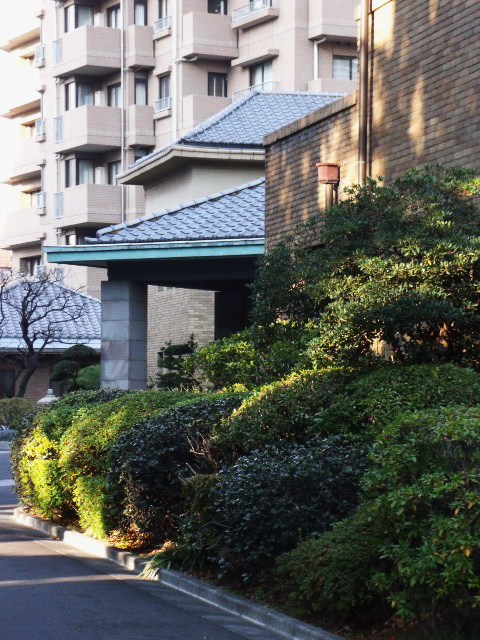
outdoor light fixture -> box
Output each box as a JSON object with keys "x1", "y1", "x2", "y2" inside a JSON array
[{"x1": 316, "y1": 162, "x2": 340, "y2": 207}]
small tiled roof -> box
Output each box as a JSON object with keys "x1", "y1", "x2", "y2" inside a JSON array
[
  {"x1": 133, "y1": 91, "x2": 343, "y2": 168},
  {"x1": 0, "y1": 281, "x2": 100, "y2": 350},
  {"x1": 88, "y1": 178, "x2": 265, "y2": 244}
]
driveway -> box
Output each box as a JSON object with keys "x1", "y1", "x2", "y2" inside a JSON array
[{"x1": 0, "y1": 444, "x2": 281, "y2": 640}]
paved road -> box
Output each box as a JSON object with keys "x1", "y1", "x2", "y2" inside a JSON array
[{"x1": 0, "y1": 446, "x2": 281, "y2": 640}]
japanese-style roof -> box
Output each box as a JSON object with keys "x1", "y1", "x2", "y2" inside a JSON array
[
  {"x1": 0, "y1": 279, "x2": 101, "y2": 352},
  {"x1": 132, "y1": 91, "x2": 343, "y2": 169},
  {"x1": 87, "y1": 178, "x2": 265, "y2": 245}
]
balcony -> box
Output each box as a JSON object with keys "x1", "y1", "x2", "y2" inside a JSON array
[
  {"x1": 153, "y1": 97, "x2": 172, "y2": 119},
  {"x1": 53, "y1": 106, "x2": 121, "y2": 153},
  {"x1": 308, "y1": 0, "x2": 357, "y2": 42},
  {"x1": 126, "y1": 105, "x2": 155, "y2": 147},
  {"x1": 52, "y1": 26, "x2": 121, "y2": 77},
  {"x1": 182, "y1": 95, "x2": 231, "y2": 131},
  {"x1": 126, "y1": 25, "x2": 154, "y2": 69},
  {"x1": 232, "y1": 0, "x2": 279, "y2": 29},
  {"x1": 308, "y1": 77, "x2": 357, "y2": 95},
  {"x1": 53, "y1": 184, "x2": 122, "y2": 230},
  {"x1": 179, "y1": 12, "x2": 238, "y2": 61},
  {"x1": 35, "y1": 118, "x2": 46, "y2": 142},
  {"x1": 233, "y1": 81, "x2": 279, "y2": 101},
  {"x1": 0, "y1": 207, "x2": 46, "y2": 250},
  {"x1": 153, "y1": 16, "x2": 172, "y2": 40},
  {"x1": 8, "y1": 137, "x2": 42, "y2": 184}
]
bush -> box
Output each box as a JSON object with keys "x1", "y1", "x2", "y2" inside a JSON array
[
  {"x1": 206, "y1": 437, "x2": 366, "y2": 579},
  {"x1": 106, "y1": 394, "x2": 244, "y2": 544},
  {"x1": 314, "y1": 364, "x2": 480, "y2": 440},
  {"x1": 214, "y1": 368, "x2": 352, "y2": 458},
  {"x1": 0, "y1": 397, "x2": 35, "y2": 429},
  {"x1": 73, "y1": 476, "x2": 108, "y2": 538},
  {"x1": 274, "y1": 509, "x2": 388, "y2": 624},
  {"x1": 362, "y1": 406, "x2": 480, "y2": 636},
  {"x1": 75, "y1": 365, "x2": 100, "y2": 390}
]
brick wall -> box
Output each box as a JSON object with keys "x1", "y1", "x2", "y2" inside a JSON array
[{"x1": 265, "y1": 0, "x2": 480, "y2": 245}]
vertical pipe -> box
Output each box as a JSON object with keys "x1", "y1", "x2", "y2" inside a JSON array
[
  {"x1": 172, "y1": 0, "x2": 178, "y2": 140},
  {"x1": 120, "y1": 0, "x2": 126, "y2": 222},
  {"x1": 358, "y1": 0, "x2": 369, "y2": 184}
]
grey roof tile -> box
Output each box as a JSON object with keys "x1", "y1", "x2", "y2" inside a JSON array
[
  {"x1": 0, "y1": 281, "x2": 101, "y2": 343},
  {"x1": 132, "y1": 91, "x2": 343, "y2": 168},
  {"x1": 89, "y1": 178, "x2": 265, "y2": 244}
]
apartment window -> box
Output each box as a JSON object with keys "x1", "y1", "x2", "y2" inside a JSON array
[
  {"x1": 77, "y1": 159, "x2": 95, "y2": 185},
  {"x1": 208, "y1": 0, "x2": 227, "y2": 15},
  {"x1": 64, "y1": 4, "x2": 93, "y2": 32},
  {"x1": 134, "y1": 147, "x2": 149, "y2": 161},
  {"x1": 65, "y1": 158, "x2": 74, "y2": 188},
  {"x1": 135, "y1": 71, "x2": 148, "y2": 105},
  {"x1": 332, "y1": 55, "x2": 358, "y2": 81},
  {"x1": 134, "y1": 0, "x2": 147, "y2": 25},
  {"x1": 249, "y1": 60, "x2": 272, "y2": 87},
  {"x1": 107, "y1": 160, "x2": 121, "y2": 185},
  {"x1": 159, "y1": 74, "x2": 170, "y2": 100},
  {"x1": 107, "y1": 4, "x2": 121, "y2": 28},
  {"x1": 65, "y1": 81, "x2": 94, "y2": 110},
  {"x1": 108, "y1": 83, "x2": 122, "y2": 107},
  {"x1": 159, "y1": 0, "x2": 169, "y2": 18},
  {"x1": 208, "y1": 72, "x2": 228, "y2": 97},
  {"x1": 20, "y1": 256, "x2": 42, "y2": 277}
]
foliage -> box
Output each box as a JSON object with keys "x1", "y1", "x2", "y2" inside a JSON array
[
  {"x1": 105, "y1": 394, "x2": 244, "y2": 543},
  {"x1": 314, "y1": 363, "x2": 480, "y2": 440},
  {"x1": 0, "y1": 269, "x2": 93, "y2": 397},
  {"x1": 273, "y1": 508, "x2": 388, "y2": 624},
  {"x1": 205, "y1": 437, "x2": 366, "y2": 579},
  {"x1": 50, "y1": 344, "x2": 98, "y2": 391},
  {"x1": 75, "y1": 364, "x2": 100, "y2": 390},
  {"x1": 252, "y1": 166, "x2": 480, "y2": 370},
  {"x1": 155, "y1": 336, "x2": 197, "y2": 389},
  {"x1": 361, "y1": 406, "x2": 480, "y2": 637},
  {"x1": 213, "y1": 368, "x2": 352, "y2": 458},
  {"x1": 73, "y1": 476, "x2": 108, "y2": 539},
  {"x1": 0, "y1": 397, "x2": 35, "y2": 429}
]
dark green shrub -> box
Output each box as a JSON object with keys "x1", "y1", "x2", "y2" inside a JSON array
[
  {"x1": 106, "y1": 394, "x2": 244, "y2": 543},
  {"x1": 0, "y1": 397, "x2": 35, "y2": 429},
  {"x1": 214, "y1": 368, "x2": 352, "y2": 458},
  {"x1": 274, "y1": 509, "x2": 388, "y2": 624},
  {"x1": 208, "y1": 437, "x2": 366, "y2": 579},
  {"x1": 362, "y1": 406, "x2": 480, "y2": 636},
  {"x1": 155, "y1": 336, "x2": 197, "y2": 389},
  {"x1": 75, "y1": 364, "x2": 100, "y2": 390},
  {"x1": 314, "y1": 364, "x2": 480, "y2": 440}
]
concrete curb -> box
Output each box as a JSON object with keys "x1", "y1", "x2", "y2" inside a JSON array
[{"x1": 13, "y1": 507, "x2": 343, "y2": 640}]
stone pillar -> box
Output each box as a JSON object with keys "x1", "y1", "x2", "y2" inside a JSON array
[{"x1": 101, "y1": 281, "x2": 148, "y2": 390}]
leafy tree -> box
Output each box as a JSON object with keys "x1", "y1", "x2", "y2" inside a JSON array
[{"x1": 154, "y1": 336, "x2": 197, "y2": 389}]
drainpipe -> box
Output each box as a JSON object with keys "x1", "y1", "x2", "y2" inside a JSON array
[
  {"x1": 172, "y1": 0, "x2": 179, "y2": 139},
  {"x1": 313, "y1": 37, "x2": 326, "y2": 82},
  {"x1": 358, "y1": 0, "x2": 369, "y2": 184},
  {"x1": 120, "y1": 0, "x2": 126, "y2": 223}
]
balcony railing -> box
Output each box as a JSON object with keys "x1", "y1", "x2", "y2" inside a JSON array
[
  {"x1": 154, "y1": 97, "x2": 172, "y2": 113},
  {"x1": 153, "y1": 16, "x2": 172, "y2": 33},
  {"x1": 34, "y1": 44, "x2": 45, "y2": 67},
  {"x1": 35, "y1": 118, "x2": 46, "y2": 141},
  {"x1": 35, "y1": 191, "x2": 46, "y2": 212},
  {"x1": 232, "y1": 0, "x2": 274, "y2": 22},
  {"x1": 53, "y1": 39, "x2": 62, "y2": 66},
  {"x1": 233, "y1": 81, "x2": 279, "y2": 100},
  {"x1": 54, "y1": 116, "x2": 63, "y2": 143},
  {"x1": 54, "y1": 192, "x2": 63, "y2": 219}
]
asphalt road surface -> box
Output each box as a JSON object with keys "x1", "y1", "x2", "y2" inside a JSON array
[{"x1": 0, "y1": 445, "x2": 281, "y2": 640}]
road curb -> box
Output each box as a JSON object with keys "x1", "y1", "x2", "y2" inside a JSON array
[{"x1": 13, "y1": 507, "x2": 343, "y2": 640}]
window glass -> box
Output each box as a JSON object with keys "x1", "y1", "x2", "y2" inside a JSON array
[
  {"x1": 107, "y1": 160, "x2": 121, "y2": 185},
  {"x1": 332, "y1": 55, "x2": 358, "y2": 81},
  {"x1": 159, "y1": 74, "x2": 170, "y2": 99},
  {"x1": 76, "y1": 82, "x2": 94, "y2": 107},
  {"x1": 135, "y1": 72, "x2": 148, "y2": 105},
  {"x1": 64, "y1": 5, "x2": 75, "y2": 32},
  {"x1": 77, "y1": 159, "x2": 95, "y2": 185},
  {"x1": 76, "y1": 5, "x2": 94, "y2": 27},
  {"x1": 249, "y1": 60, "x2": 272, "y2": 87},
  {"x1": 134, "y1": 0, "x2": 147, "y2": 25},
  {"x1": 65, "y1": 158, "x2": 74, "y2": 188},
  {"x1": 65, "y1": 82, "x2": 75, "y2": 111},
  {"x1": 134, "y1": 147, "x2": 149, "y2": 161},
  {"x1": 159, "y1": 0, "x2": 169, "y2": 18},
  {"x1": 208, "y1": 72, "x2": 228, "y2": 97},
  {"x1": 108, "y1": 83, "x2": 122, "y2": 107},
  {"x1": 107, "y1": 4, "x2": 121, "y2": 28},
  {"x1": 208, "y1": 0, "x2": 227, "y2": 14}
]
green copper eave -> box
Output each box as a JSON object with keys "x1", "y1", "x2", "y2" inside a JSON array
[{"x1": 45, "y1": 239, "x2": 265, "y2": 267}]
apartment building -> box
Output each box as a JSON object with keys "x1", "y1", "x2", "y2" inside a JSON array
[{"x1": 0, "y1": 0, "x2": 358, "y2": 301}]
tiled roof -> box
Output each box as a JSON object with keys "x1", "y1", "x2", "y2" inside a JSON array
[
  {"x1": 0, "y1": 281, "x2": 100, "y2": 347},
  {"x1": 133, "y1": 91, "x2": 343, "y2": 168},
  {"x1": 88, "y1": 178, "x2": 265, "y2": 244}
]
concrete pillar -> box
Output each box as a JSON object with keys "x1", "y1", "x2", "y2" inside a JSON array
[{"x1": 101, "y1": 280, "x2": 148, "y2": 390}]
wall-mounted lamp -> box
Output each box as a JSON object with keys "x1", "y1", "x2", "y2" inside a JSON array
[{"x1": 316, "y1": 162, "x2": 340, "y2": 208}]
